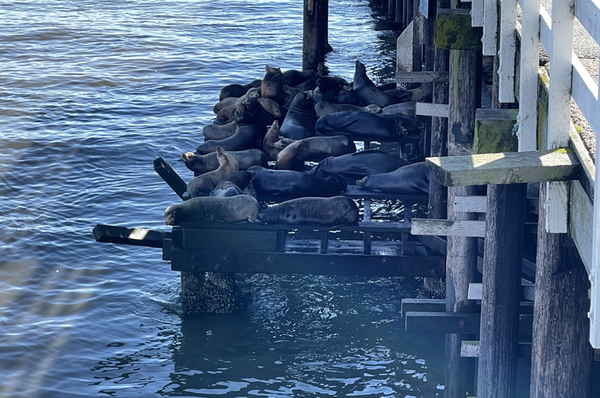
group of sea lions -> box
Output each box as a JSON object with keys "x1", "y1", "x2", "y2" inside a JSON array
[{"x1": 163, "y1": 61, "x2": 430, "y2": 227}]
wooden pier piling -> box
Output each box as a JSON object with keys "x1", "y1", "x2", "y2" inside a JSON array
[{"x1": 302, "y1": 0, "x2": 329, "y2": 72}]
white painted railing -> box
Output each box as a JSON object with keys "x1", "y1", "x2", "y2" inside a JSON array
[{"x1": 471, "y1": 0, "x2": 600, "y2": 346}]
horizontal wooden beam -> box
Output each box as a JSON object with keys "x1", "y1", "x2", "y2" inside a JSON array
[
  {"x1": 426, "y1": 148, "x2": 581, "y2": 187},
  {"x1": 401, "y1": 298, "x2": 446, "y2": 318},
  {"x1": 461, "y1": 340, "x2": 532, "y2": 358},
  {"x1": 170, "y1": 249, "x2": 446, "y2": 277},
  {"x1": 154, "y1": 157, "x2": 188, "y2": 200},
  {"x1": 93, "y1": 224, "x2": 170, "y2": 248},
  {"x1": 405, "y1": 312, "x2": 533, "y2": 336},
  {"x1": 396, "y1": 71, "x2": 450, "y2": 83},
  {"x1": 453, "y1": 195, "x2": 487, "y2": 212},
  {"x1": 416, "y1": 102, "x2": 449, "y2": 117},
  {"x1": 411, "y1": 219, "x2": 487, "y2": 237},
  {"x1": 467, "y1": 282, "x2": 535, "y2": 301}
]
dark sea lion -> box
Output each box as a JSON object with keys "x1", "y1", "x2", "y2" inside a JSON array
[
  {"x1": 203, "y1": 121, "x2": 237, "y2": 141},
  {"x1": 282, "y1": 69, "x2": 318, "y2": 87},
  {"x1": 164, "y1": 195, "x2": 261, "y2": 225},
  {"x1": 295, "y1": 135, "x2": 356, "y2": 161},
  {"x1": 315, "y1": 111, "x2": 420, "y2": 139},
  {"x1": 249, "y1": 166, "x2": 348, "y2": 198},
  {"x1": 275, "y1": 140, "x2": 305, "y2": 171},
  {"x1": 187, "y1": 147, "x2": 239, "y2": 197},
  {"x1": 218, "y1": 79, "x2": 262, "y2": 101},
  {"x1": 261, "y1": 65, "x2": 300, "y2": 109},
  {"x1": 213, "y1": 96, "x2": 239, "y2": 114},
  {"x1": 353, "y1": 60, "x2": 416, "y2": 107},
  {"x1": 196, "y1": 122, "x2": 261, "y2": 154},
  {"x1": 229, "y1": 95, "x2": 280, "y2": 132},
  {"x1": 210, "y1": 170, "x2": 256, "y2": 197},
  {"x1": 249, "y1": 196, "x2": 359, "y2": 226},
  {"x1": 279, "y1": 91, "x2": 317, "y2": 140},
  {"x1": 334, "y1": 85, "x2": 360, "y2": 105},
  {"x1": 214, "y1": 105, "x2": 235, "y2": 125},
  {"x1": 380, "y1": 102, "x2": 417, "y2": 118},
  {"x1": 310, "y1": 150, "x2": 410, "y2": 180},
  {"x1": 182, "y1": 149, "x2": 267, "y2": 175},
  {"x1": 314, "y1": 101, "x2": 381, "y2": 118},
  {"x1": 356, "y1": 162, "x2": 429, "y2": 195},
  {"x1": 312, "y1": 76, "x2": 354, "y2": 103}
]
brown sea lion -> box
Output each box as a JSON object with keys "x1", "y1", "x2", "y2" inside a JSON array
[
  {"x1": 182, "y1": 149, "x2": 267, "y2": 175},
  {"x1": 261, "y1": 65, "x2": 300, "y2": 110},
  {"x1": 209, "y1": 170, "x2": 256, "y2": 198},
  {"x1": 203, "y1": 121, "x2": 237, "y2": 141},
  {"x1": 279, "y1": 91, "x2": 317, "y2": 140},
  {"x1": 186, "y1": 147, "x2": 239, "y2": 197},
  {"x1": 262, "y1": 120, "x2": 293, "y2": 161},
  {"x1": 275, "y1": 140, "x2": 305, "y2": 171},
  {"x1": 218, "y1": 79, "x2": 262, "y2": 101},
  {"x1": 164, "y1": 194, "x2": 260, "y2": 225},
  {"x1": 248, "y1": 196, "x2": 359, "y2": 226},
  {"x1": 310, "y1": 150, "x2": 410, "y2": 181},
  {"x1": 249, "y1": 166, "x2": 347, "y2": 198}
]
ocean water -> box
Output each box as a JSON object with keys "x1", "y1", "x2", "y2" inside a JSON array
[{"x1": 0, "y1": 0, "x2": 445, "y2": 396}]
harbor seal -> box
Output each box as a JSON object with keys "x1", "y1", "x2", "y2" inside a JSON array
[
  {"x1": 310, "y1": 150, "x2": 410, "y2": 181},
  {"x1": 249, "y1": 166, "x2": 348, "y2": 198},
  {"x1": 279, "y1": 91, "x2": 317, "y2": 140},
  {"x1": 182, "y1": 149, "x2": 267, "y2": 175},
  {"x1": 353, "y1": 60, "x2": 416, "y2": 107},
  {"x1": 355, "y1": 162, "x2": 430, "y2": 195},
  {"x1": 249, "y1": 196, "x2": 359, "y2": 226},
  {"x1": 187, "y1": 147, "x2": 239, "y2": 197},
  {"x1": 315, "y1": 111, "x2": 420, "y2": 139},
  {"x1": 164, "y1": 194, "x2": 261, "y2": 225}
]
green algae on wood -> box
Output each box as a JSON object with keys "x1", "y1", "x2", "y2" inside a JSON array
[
  {"x1": 426, "y1": 148, "x2": 581, "y2": 186},
  {"x1": 435, "y1": 9, "x2": 483, "y2": 50},
  {"x1": 473, "y1": 109, "x2": 519, "y2": 154}
]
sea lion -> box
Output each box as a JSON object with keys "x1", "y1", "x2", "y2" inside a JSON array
[
  {"x1": 380, "y1": 102, "x2": 417, "y2": 118},
  {"x1": 214, "y1": 105, "x2": 235, "y2": 125},
  {"x1": 186, "y1": 147, "x2": 239, "y2": 197},
  {"x1": 249, "y1": 196, "x2": 359, "y2": 226},
  {"x1": 195, "y1": 122, "x2": 261, "y2": 154},
  {"x1": 203, "y1": 121, "x2": 237, "y2": 141},
  {"x1": 315, "y1": 111, "x2": 420, "y2": 139},
  {"x1": 262, "y1": 120, "x2": 294, "y2": 160},
  {"x1": 275, "y1": 140, "x2": 305, "y2": 171},
  {"x1": 355, "y1": 162, "x2": 430, "y2": 195},
  {"x1": 310, "y1": 150, "x2": 410, "y2": 181},
  {"x1": 213, "y1": 96, "x2": 239, "y2": 114},
  {"x1": 210, "y1": 170, "x2": 256, "y2": 197},
  {"x1": 314, "y1": 101, "x2": 381, "y2": 118},
  {"x1": 229, "y1": 94, "x2": 281, "y2": 131},
  {"x1": 294, "y1": 135, "x2": 356, "y2": 161},
  {"x1": 164, "y1": 195, "x2": 261, "y2": 225},
  {"x1": 261, "y1": 65, "x2": 300, "y2": 110},
  {"x1": 182, "y1": 148, "x2": 267, "y2": 175},
  {"x1": 249, "y1": 166, "x2": 348, "y2": 198},
  {"x1": 282, "y1": 69, "x2": 319, "y2": 87},
  {"x1": 218, "y1": 79, "x2": 262, "y2": 101},
  {"x1": 279, "y1": 91, "x2": 317, "y2": 140},
  {"x1": 353, "y1": 60, "x2": 416, "y2": 107}
]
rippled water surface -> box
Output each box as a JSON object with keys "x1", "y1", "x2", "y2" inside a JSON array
[{"x1": 0, "y1": 1, "x2": 445, "y2": 396}]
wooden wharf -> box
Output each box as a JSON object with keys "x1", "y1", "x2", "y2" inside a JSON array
[{"x1": 94, "y1": 0, "x2": 600, "y2": 395}]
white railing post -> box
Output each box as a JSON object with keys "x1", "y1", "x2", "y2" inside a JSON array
[
  {"x1": 482, "y1": 0, "x2": 497, "y2": 55},
  {"x1": 472, "y1": 0, "x2": 485, "y2": 26},
  {"x1": 589, "y1": 56, "x2": 600, "y2": 348},
  {"x1": 498, "y1": 0, "x2": 516, "y2": 102}
]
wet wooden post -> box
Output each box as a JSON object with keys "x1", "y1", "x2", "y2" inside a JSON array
[
  {"x1": 529, "y1": 184, "x2": 594, "y2": 398},
  {"x1": 302, "y1": 0, "x2": 329, "y2": 72},
  {"x1": 443, "y1": 4, "x2": 481, "y2": 397}
]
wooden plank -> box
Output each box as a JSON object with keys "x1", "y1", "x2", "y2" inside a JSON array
[
  {"x1": 435, "y1": 9, "x2": 483, "y2": 50},
  {"x1": 461, "y1": 340, "x2": 532, "y2": 358},
  {"x1": 426, "y1": 148, "x2": 581, "y2": 187},
  {"x1": 471, "y1": 0, "x2": 484, "y2": 27},
  {"x1": 572, "y1": 55, "x2": 600, "y2": 136},
  {"x1": 411, "y1": 218, "x2": 486, "y2": 237},
  {"x1": 92, "y1": 224, "x2": 169, "y2": 248},
  {"x1": 569, "y1": 126, "x2": 595, "y2": 200},
  {"x1": 396, "y1": 71, "x2": 449, "y2": 83},
  {"x1": 174, "y1": 227, "x2": 279, "y2": 252},
  {"x1": 453, "y1": 195, "x2": 487, "y2": 212},
  {"x1": 468, "y1": 282, "x2": 536, "y2": 302},
  {"x1": 153, "y1": 157, "x2": 188, "y2": 200},
  {"x1": 416, "y1": 102, "x2": 449, "y2": 117},
  {"x1": 516, "y1": 0, "x2": 541, "y2": 151},
  {"x1": 498, "y1": 0, "x2": 517, "y2": 102},
  {"x1": 405, "y1": 311, "x2": 481, "y2": 334},
  {"x1": 570, "y1": 180, "x2": 594, "y2": 273},
  {"x1": 170, "y1": 249, "x2": 447, "y2": 277},
  {"x1": 401, "y1": 298, "x2": 446, "y2": 318},
  {"x1": 482, "y1": 0, "x2": 497, "y2": 56},
  {"x1": 396, "y1": 21, "x2": 414, "y2": 73},
  {"x1": 575, "y1": 0, "x2": 600, "y2": 45}
]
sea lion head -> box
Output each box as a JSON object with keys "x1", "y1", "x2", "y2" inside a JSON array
[{"x1": 164, "y1": 205, "x2": 179, "y2": 226}]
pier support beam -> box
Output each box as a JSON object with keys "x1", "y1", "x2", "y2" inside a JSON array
[
  {"x1": 303, "y1": 0, "x2": 329, "y2": 72},
  {"x1": 530, "y1": 184, "x2": 593, "y2": 398}
]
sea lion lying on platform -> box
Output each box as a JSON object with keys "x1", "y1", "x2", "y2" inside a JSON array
[
  {"x1": 182, "y1": 148, "x2": 267, "y2": 175},
  {"x1": 186, "y1": 147, "x2": 238, "y2": 197},
  {"x1": 273, "y1": 135, "x2": 356, "y2": 164},
  {"x1": 218, "y1": 78, "x2": 262, "y2": 101},
  {"x1": 164, "y1": 195, "x2": 260, "y2": 225},
  {"x1": 210, "y1": 170, "x2": 256, "y2": 198},
  {"x1": 314, "y1": 101, "x2": 381, "y2": 118},
  {"x1": 315, "y1": 111, "x2": 420, "y2": 139},
  {"x1": 310, "y1": 150, "x2": 410, "y2": 181},
  {"x1": 353, "y1": 60, "x2": 418, "y2": 107},
  {"x1": 355, "y1": 162, "x2": 430, "y2": 195},
  {"x1": 249, "y1": 196, "x2": 359, "y2": 226},
  {"x1": 249, "y1": 166, "x2": 348, "y2": 198}
]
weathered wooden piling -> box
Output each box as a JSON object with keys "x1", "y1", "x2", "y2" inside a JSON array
[{"x1": 302, "y1": 0, "x2": 329, "y2": 72}]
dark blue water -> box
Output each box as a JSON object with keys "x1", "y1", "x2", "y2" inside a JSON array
[{"x1": 0, "y1": 1, "x2": 445, "y2": 396}]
